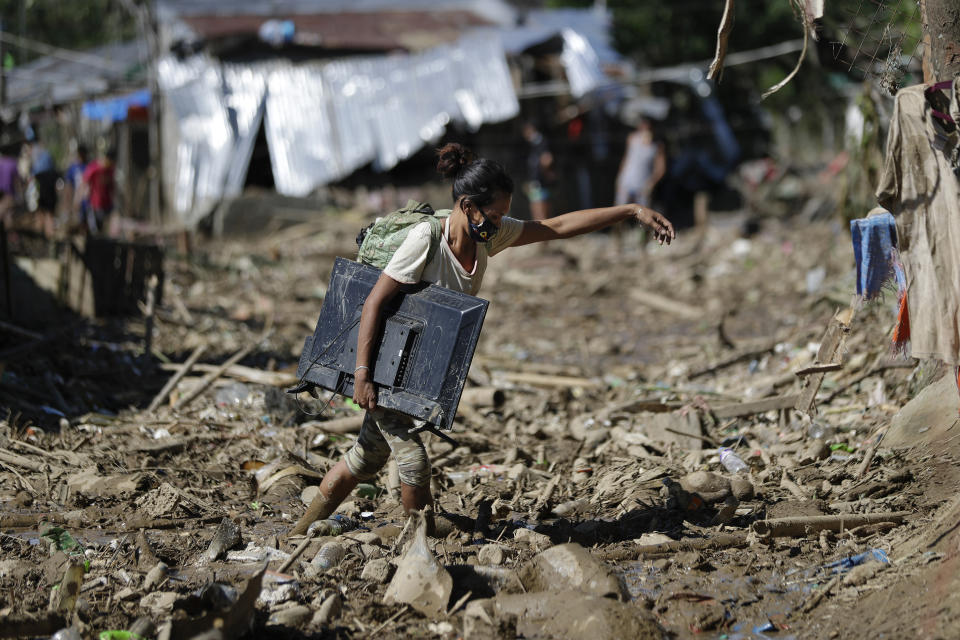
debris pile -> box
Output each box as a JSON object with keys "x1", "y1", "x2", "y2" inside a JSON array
[{"x1": 1, "y1": 213, "x2": 957, "y2": 638}]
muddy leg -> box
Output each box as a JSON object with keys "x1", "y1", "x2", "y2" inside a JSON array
[
  {"x1": 288, "y1": 460, "x2": 359, "y2": 537},
  {"x1": 401, "y1": 483, "x2": 433, "y2": 514},
  {"x1": 402, "y1": 483, "x2": 435, "y2": 534}
]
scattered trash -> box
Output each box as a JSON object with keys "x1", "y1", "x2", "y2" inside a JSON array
[
  {"x1": 215, "y1": 381, "x2": 252, "y2": 407},
  {"x1": 822, "y1": 548, "x2": 890, "y2": 575},
  {"x1": 717, "y1": 447, "x2": 749, "y2": 474},
  {"x1": 267, "y1": 604, "x2": 313, "y2": 627},
  {"x1": 383, "y1": 510, "x2": 453, "y2": 618},
  {"x1": 142, "y1": 562, "x2": 169, "y2": 591},
  {"x1": 355, "y1": 483, "x2": 382, "y2": 499},
  {"x1": 306, "y1": 514, "x2": 357, "y2": 537},
  {"x1": 807, "y1": 420, "x2": 835, "y2": 440},
  {"x1": 446, "y1": 464, "x2": 511, "y2": 484},
  {"x1": 226, "y1": 544, "x2": 290, "y2": 564},
  {"x1": 41, "y1": 526, "x2": 84, "y2": 559},
  {"x1": 168, "y1": 568, "x2": 264, "y2": 639},
  {"x1": 50, "y1": 563, "x2": 85, "y2": 613},
  {"x1": 0, "y1": 201, "x2": 943, "y2": 637},
  {"x1": 205, "y1": 518, "x2": 243, "y2": 561},
  {"x1": 258, "y1": 571, "x2": 300, "y2": 608},
  {"x1": 806, "y1": 266, "x2": 827, "y2": 294},
  {"x1": 309, "y1": 541, "x2": 346, "y2": 573}
]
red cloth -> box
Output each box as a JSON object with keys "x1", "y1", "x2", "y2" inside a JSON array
[
  {"x1": 83, "y1": 160, "x2": 115, "y2": 212},
  {"x1": 892, "y1": 292, "x2": 910, "y2": 353}
]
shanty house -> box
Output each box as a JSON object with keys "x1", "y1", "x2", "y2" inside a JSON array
[{"x1": 156, "y1": 0, "x2": 619, "y2": 229}]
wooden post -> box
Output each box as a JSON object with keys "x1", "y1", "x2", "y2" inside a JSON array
[
  {"x1": 147, "y1": 20, "x2": 162, "y2": 228},
  {"x1": 0, "y1": 220, "x2": 9, "y2": 320},
  {"x1": 794, "y1": 308, "x2": 853, "y2": 414},
  {"x1": 0, "y1": 19, "x2": 6, "y2": 107},
  {"x1": 921, "y1": 0, "x2": 960, "y2": 81}
]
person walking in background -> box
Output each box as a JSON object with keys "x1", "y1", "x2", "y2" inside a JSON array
[
  {"x1": 82, "y1": 147, "x2": 116, "y2": 234},
  {"x1": 614, "y1": 117, "x2": 667, "y2": 250},
  {"x1": 65, "y1": 144, "x2": 90, "y2": 233},
  {"x1": 27, "y1": 133, "x2": 58, "y2": 237},
  {"x1": 615, "y1": 117, "x2": 666, "y2": 208},
  {"x1": 522, "y1": 121, "x2": 555, "y2": 221},
  {"x1": 0, "y1": 147, "x2": 20, "y2": 227}
]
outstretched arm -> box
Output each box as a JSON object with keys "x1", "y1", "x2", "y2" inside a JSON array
[
  {"x1": 353, "y1": 272, "x2": 406, "y2": 411},
  {"x1": 513, "y1": 204, "x2": 675, "y2": 247}
]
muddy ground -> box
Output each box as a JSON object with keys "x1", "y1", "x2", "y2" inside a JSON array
[{"x1": 3, "y1": 208, "x2": 960, "y2": 639}]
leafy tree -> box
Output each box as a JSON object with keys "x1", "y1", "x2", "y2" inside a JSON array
[{"x1": 0, "y1": 0, "x2": 137, "y2": 66}]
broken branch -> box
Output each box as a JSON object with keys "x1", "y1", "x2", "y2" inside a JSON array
[
  {"x1": 752, "y1": 511, "x2": 910, "y2": 538},
  {"x1": 148, "y1": 344, "x2": 207, "y2": 411}
]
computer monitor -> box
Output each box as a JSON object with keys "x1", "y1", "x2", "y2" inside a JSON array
[{"x1": 293, "y1": 257, "x2": 488, "y2": 431}]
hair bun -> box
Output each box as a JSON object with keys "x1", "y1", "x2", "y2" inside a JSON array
[{"x1": 436, "y1": 142, "x2": 476, "y2": 179}]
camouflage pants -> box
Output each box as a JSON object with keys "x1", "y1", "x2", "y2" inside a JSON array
[{"x1": 343, "y1": 408, "x2": 431, "y2": 488}]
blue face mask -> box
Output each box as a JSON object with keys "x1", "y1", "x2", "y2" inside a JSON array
[{"x1": 469, "y1": 207, "x2": 500, "y2": 243}]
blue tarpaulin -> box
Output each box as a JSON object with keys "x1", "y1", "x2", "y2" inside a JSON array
[{"x1": 82, "y1": 89, "x2": 151, "y2": 123}]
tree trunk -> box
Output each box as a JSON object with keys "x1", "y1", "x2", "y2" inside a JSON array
[{"x1": 922, "y1": 0, "x2": 960, "y2": 81}]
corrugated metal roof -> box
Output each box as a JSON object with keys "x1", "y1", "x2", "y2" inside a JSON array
[
  {"x1": 4, "y1": 39, "x2": 149, "y2": 108},
  {"x1": 158, "y1": 0, "x2": 515, "y2": 24},
  {"x1": 180, "y1": 10, "x2": 491, "y2": 52},
  {"x1": 497, "y1": 8, "x2": 619, "y2": 65}
]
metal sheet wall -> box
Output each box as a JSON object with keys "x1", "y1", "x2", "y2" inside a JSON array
[
  {"x1": 222, "y1": 64, "x2": 269, "y2": 196},
  {"x1": 264, "y1": 64, "x2": 340, "y2": 196},
  {"x1": 158, "y1": 56, "x2": 233, "y2": 226},
  {"x1": 158, "y1": 33, "x2": 519, "y2": 227},
  {"x1": 561, "y1": 29, "x2": 606, "y2": 98}
]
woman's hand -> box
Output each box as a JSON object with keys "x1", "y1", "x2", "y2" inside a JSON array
[
  {"x1": 353, "y1": 369, "x2": 377, "y2": 411},
  {"x1": 633, "y1": 206, "x2": 675, "y2": 245}
]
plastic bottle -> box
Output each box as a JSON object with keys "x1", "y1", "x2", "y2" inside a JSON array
[
  {"x1": 306, "y1": 514, "x2": 357, "y2": 537},
  {"x1": 50, "y1": 629, "x2": 83, "y2": 640},
  {"x1": 215, "y1": 382, "x2": 251, "y2": 407},
  {"x1": 806, "y1": 420, "x2": 835, "y2": 440},
  {"x1": 718, "y1": 447, "x2": 749, "y2": 474},
  {"x1": 311, "y1": 541, "x2": 346, "y2": 571}
]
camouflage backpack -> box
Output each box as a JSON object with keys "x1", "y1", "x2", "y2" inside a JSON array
[{"x1": 356, "y1": 200, "x2": 451, "y2": 269}]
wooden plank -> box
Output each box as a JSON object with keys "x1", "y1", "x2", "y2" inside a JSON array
[
  {"x1": 795, "y1": 309, "x2": 852, "y2": 413},
  {"x1": 711, "y1": 394, "x2": 801, "y2": 419},
  {"x1": 628, "y1": 288, "x2": 702, "y2": 320},
  {"x1": 793, "y1": 362, "x2": 843, "y2": 376},
  {"x1": 161, "y1": 361, "x2": 295, "y2": 387},
  {"x1": 688, "y1": 342, "x2": 777, "y2": 379},
  {"x1": 149, "y1": 344, "x2": 207, "y2": 411},
  {"x1": 173, "y1": 331, "x2": 270, "y2": 410},
  {"x1": 634, "y1": 410, "x2": 703, "y2": 450},
  {"x1": 499, "y1": 371, "x2": 601, "y2": 388}
]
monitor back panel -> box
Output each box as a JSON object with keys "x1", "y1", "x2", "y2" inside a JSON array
[{"x1": 296, "y1": 257, "x2": 488, "y2": 430}]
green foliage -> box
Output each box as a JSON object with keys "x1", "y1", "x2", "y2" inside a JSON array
[
  {"x1": 548, "y1": 0, "x2": 803, "y2": 67},
  {"x1": 0, "y1": 0, "x2": 137, "y2": 66}
]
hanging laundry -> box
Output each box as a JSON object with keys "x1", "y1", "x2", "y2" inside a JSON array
[
  {"x1": 850, "y1": 208, "x2": 903, "y2": 301},
  {"x1": 850, "y1": 208, "x2": 910, "y2": 353},
  {"x1": 876, "y1": 77, "x2": 960, "y2": 366}
]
